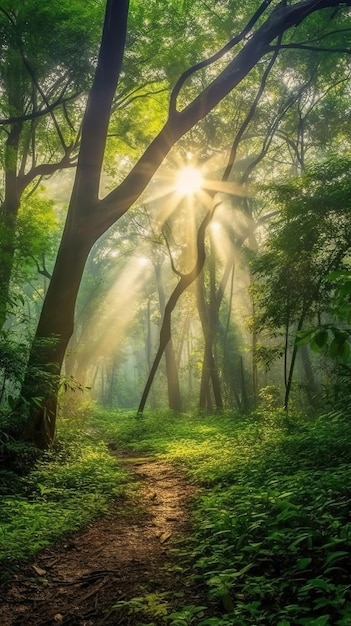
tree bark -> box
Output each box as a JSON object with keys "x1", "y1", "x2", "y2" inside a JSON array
[
  {"x1": 197, "y1": 269, "x2": 224, "y2": 410},
  {"x1": 154, "y1": 263, "x2": 181, "y2": 411},
  {"x1": 0, "y1": 123, "x2": 21, "y2": 328}
]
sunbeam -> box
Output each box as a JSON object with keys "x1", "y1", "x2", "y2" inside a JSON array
[{"x1": 70, "y1": 255, "x2": 154, "y2": 386}]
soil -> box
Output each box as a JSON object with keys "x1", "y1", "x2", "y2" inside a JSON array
[{"x1": 0, "y1": 449, "x2": 201, "y2": 626}]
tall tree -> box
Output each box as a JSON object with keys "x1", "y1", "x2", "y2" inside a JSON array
[{"x1": 251, "y1": 156, "x2": 351, "y2": 408}]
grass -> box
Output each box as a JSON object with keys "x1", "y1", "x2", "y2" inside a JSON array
[
  {"x1": 90, "y1": 407, "x2": 351, "y2": 625},
  {"x1": 0, "y1": 417, "x2": 130, "y2": 579}
]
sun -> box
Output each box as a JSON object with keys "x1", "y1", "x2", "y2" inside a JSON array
[{"x1": 174, "y1": 165, "x2": 204, "y2": 196}]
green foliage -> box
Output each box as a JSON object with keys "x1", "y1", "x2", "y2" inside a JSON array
[
  {"x1": 16, "y1": 190, "x2": 59, "y2": 268},
  {"x1": 92, "y1": 408, "x2": 351, "y2": 624},
  {"x1": 0, "y1": 419, "x2": 129, "y2": 579},
  {"x1": 0, "y1": 435, "x2": 40, "y2": 479},
  {"x1": 167, "y1": 604, "x2": 207, "y2": 625},
  {"x1": 112, "y1": 592, "x2": 207, "y2": 626},
  {"x1": 297, "y1": 270, "x2": 351, "y2": 401},
  {"x1": 251, "y1": 154, "x2": 351, "y2": 348},
  {"x1": 0, "y1": 328, "x2": 27, "y2": 406},
  {"x1": 113, "y1": 592, "x2": 170, "y2": 622},
  {"x1": 0, "y1": 0, "x2": 104, "y2": 102}
]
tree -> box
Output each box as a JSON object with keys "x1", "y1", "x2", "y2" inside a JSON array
[
  {"x1": 251, "y1": 155, "x2": 351, "y2": 409},
  {"x1": 18, "y1": 0, "x2": 351, "y2": 446},
  {"x1": 297, "y1": 270, "x2": 351, "y2": 404}
]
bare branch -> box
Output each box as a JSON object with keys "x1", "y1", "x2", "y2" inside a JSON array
[
  {"x1": 18, "y1": 152, "x2": 77, "y2": 195},
  {"x1": 223, "y1": 35, "x2": 282, "y2": 182},
  {"x1": 31, "y1": 255, "x2": 52, "y2": 280},
  {"x1": 19, "y1": 52, "x2": 68, "y2": 151}
]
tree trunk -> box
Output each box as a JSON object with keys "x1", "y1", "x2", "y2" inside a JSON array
[
  {"x1": 0, "y1": 123, "x2": 21, "y2": 329},
  {"x1": 197, "y1": 267, "x2": 223, "y2": 411},
  {"x1": 284, "y1": 316, "x2": 305, "y2": 410},
  {"x1": 22, "y1": 232, "x2": 93, "y2": 446},
  {"x1": 22, "y1": 0, "x2": 130, "y2": 447},
  {"x1": 300, "y1": 344, "x2": 318, "y2": 404},
  {"x1": 154, "y1": 262, "x2": 181, "y2": 411}
]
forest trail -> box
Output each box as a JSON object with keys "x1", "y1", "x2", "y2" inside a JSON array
[{"x1": 0, "y1": 450, "x2": 198, "y2": 626}]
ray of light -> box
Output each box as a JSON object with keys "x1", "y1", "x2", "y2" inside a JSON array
[
  {"x1": 72, "y1": 255, "x2": 154, "y2": 380},
  {"x1": 202, "y1": 179, "x2": 249, "y2": 197},
  {"x1": 145, "y1": 161, "x2": 248, "y2": 210}
]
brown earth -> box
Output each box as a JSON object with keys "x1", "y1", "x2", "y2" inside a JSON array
[{"x1": 0, "y1": 451, "x2": 203, "y2": 626}]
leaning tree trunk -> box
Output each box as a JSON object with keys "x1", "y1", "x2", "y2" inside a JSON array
[
  {"x1": 154, "y1": 262, "x2": 181, "y2": 411},
  {"x1": 22, "y1": 231, "x2": 94, "y2": 446},
  {"x1": 22, "y1": 0, "x2": 130, "y2": 447}
]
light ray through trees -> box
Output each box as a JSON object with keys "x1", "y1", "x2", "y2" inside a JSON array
[{"x1": 69, "y1": 254, "x2": 153, "y2": 384}]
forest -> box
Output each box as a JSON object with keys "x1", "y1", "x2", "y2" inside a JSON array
[{"x1": 1, "y1": 0, "x2": 351, "y2": 624}]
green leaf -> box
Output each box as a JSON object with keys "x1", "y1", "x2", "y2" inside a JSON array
[
  {"x1": 314, "y1": 330, "x2": 329, "y2": 349},
  {"x1": 296, "y1": 557, "x2": 312, "y2": 570},
  {"x1": 325, "y1": 270, "x2": 351, "y2": 282},
  {"x1": 7, "y1": 395, "x2": 16, "y2": 410},
  {"x1": 296, "y1": 330, "x2": 314, "y2": 347},
  {"x1": 324, "y1": 550, "x2": 349, "y2": 565},
  {"x1": 297, "y1": 616, "x2": 330, "y2": 626},
  {"x1": 305, "y1": 578, "x2": 332, "y2": 591},
  {"x1": 329, "y1": 337, "x2": 349, "y2": 360}
]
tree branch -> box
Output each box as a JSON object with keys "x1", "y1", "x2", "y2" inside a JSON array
[
  {"x1": 17, "y1": 152, "x2": 77, "y2": 195},
  {"x1": 98, "y1": 0, "x2": 351, "y2": 239},
  {"x1": 268, "y1": 43, "x2": 351, "y2": 53},
  {"x1": 0, "y1": 92, "x2": 79, "y2": 126},
  {"x1": 169, "y1": 0, "x2": 274, "y2": 114},
  {"x1": 67, "y1": 0, "x2": 130, "y2": 208}
]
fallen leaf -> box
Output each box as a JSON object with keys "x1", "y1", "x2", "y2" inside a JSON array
[
  {"x1": 32, "y1": 565, "x2": 46, "y2": 576},
  {"x1": 159, "y1": 532, "x2": 172, "y2": 544}
]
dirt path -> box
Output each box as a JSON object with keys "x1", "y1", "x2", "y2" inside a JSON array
[{"x1": 0, "y1": 452, "x2": 199, "y2": 626}]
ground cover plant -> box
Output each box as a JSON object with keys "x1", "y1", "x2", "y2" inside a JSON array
[
  {"x1": 1, "y1": 406, "x2": 351, "y2": 624},
  {"x1": 0, "y1": 417, "x2": 130, "y2": 581},
  {"x1": 92, "y1": 407, "x2": 351, "y2": 625}
]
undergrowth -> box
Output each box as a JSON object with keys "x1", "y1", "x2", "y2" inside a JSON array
[
  {"x1": 2, "y1": 405, "x2": 351, "y2": 625},
  {"x1": 92, "y1": 407, "x2": 351, "y2": 625},
  {"x1": 0, "y1": 417, "x2": 130, "y2": 581}
]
